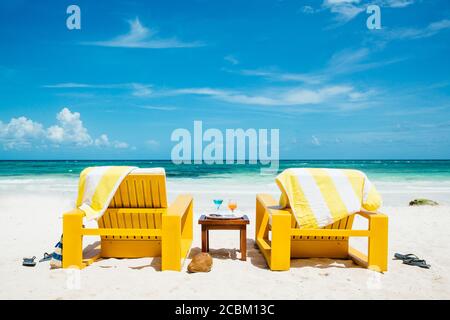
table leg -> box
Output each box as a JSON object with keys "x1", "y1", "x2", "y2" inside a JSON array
[
  {"x1": 206, "y1": 229, "x2": 209, "y2": 252},
  {"x1": 201, "y1": 226, "x2": 207, "y2": 253},
  {"x1": 240, "y1": 227, "x2": 247, "y2": 261}
]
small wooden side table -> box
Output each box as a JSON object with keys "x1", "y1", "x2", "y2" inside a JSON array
[{"x1": 198, "y1": 215, "x2": 250, "y2": 261}]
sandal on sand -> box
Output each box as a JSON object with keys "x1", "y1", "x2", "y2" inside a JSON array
[
  {"x1": 403, "y1": 258, "x2": 431, "y2": 269},
  {"x1": 394, "y1": 253, "x2": 419, "y2": 261},
  {"x1": 39, "y1": 252, "x2": 52, "y2": 263},
  {"x1": 22, "y1": 256, "x2": 36, "y2": 267}
]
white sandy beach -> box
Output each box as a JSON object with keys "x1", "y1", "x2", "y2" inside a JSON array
[{"x1": 0, "y1": 177, "x2": 449, "y2": 300}]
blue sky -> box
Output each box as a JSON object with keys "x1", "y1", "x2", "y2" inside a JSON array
[{"x1": 0, "y1": 0, "x2": 449, "y2": 159}]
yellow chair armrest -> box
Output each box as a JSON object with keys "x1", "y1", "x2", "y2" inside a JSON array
[
  {"x1": 268, "y1": 207, "x2": 291, "y2": 217},
  {"x1": 357, "y1": 210, "x2": 388, "y2": 220},
  {"x1": 256, "y1": 193, "x2": 291, "y2": 217},
  {"x1": 167, "y1": 195, "x2": 193, "y2": 217},
  {"x1": 256, "y1": 193, "x2": 278, "y2": 208},
  {"x1": 63, "y1": 208, "x2": 86, "y2": 218}
]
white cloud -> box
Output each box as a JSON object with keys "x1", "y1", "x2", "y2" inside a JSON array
[
  {"x1": 315, "y1": 0, "x2": 416, "y2": 24},
  {"x1": 240, "y1": 69, "x2": 325, "y2": 85},
  {"x1": 82, "y1": 18, "x2": 203, "y2": 49},
  {"x1": 239, "y1": 47, "x2": 401, "y2": 85},
  {"x1": 47, "y1": 125, "x2": 64, "y2": 143},
  {"x1": 47, "y1": 108, "x2": 93, "y2": 146},
  {"x1": 94, "y1": 134, "x2": 110, "y2": 147},
  {"x1": 384, "y1": 0, "x2": 414, "y2": 8},
  {"x1": 174, "y1": 88, "x2": 227, "y2": 96},
  {"x1": 383, "y1": 19, "x2": 450, "y2": 40},
  {"x1": 0, "y1": 108, "x2": 129, "y2": 150},
  {"x1": 45, "y1": 79, "x2": 367, "y2": 108},
  {"x1": 326, "y1": 0, "x2": 360, "y2": 3},
  {"x1": 0, "y1": 117, "x2": 44, "y2": 139},
  {"x1": 94, "y1": 134, "x2": 129, "y2": 149},
  {"x1": 326, "y1": 48, "x2": 402, "y2": 74},
  {"x1": 43, "y1": 83, "x2": 94, "y2": 88},
  {"x1": 44, "y1": 82, "x2": 156, "y2": 98},
  {"x1": 44, "y1": 47, "x2": 385, "y2": 111},
  {"x1": 113, "y1": 141, "x2": 129, "y2": 149},
  {"x1": 301, "y1": 5, "x2": 317, "y2": 14},
  {"x1": 0, "y1": 117, "x2": 45, "y2": 149},
  {"x1": 224, "y1": 55, "x2": 239, "y2": 65},
  {"x1": 322, "y1": 0, "x2": 364, "y2": 23},
  {"x1": 131, "y1": 83, "x2": 153, "y2": 97},
  {"x1": 327, "y1": 48, "x2": 370, "y2": 72},
  {"x1": 171, "y1": 84, "x2": 362, "y2": 106},
  {"x1": 44, "y1": 82, "x2": 152, "y2": 90},
  {"x1": 138, "y1": 105, "x2": 178, "y2": 111}
]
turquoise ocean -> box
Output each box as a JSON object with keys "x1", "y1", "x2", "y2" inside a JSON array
[
  {"x1": 0, "y1": 160, "x2": 449, "y2": 181},
  {"x1": 1, "y1": 160, "x2": 450, "y2": 206}
]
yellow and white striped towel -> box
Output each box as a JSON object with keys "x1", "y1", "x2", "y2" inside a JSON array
[
  {"x1": 276, "y1": 168, "x2": 382, "y2": 229},
  {"x1": 76, "y1": 166, "x2": 137, "y2": 220}
]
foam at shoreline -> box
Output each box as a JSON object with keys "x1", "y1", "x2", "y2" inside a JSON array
[{"x1": 1, "y1": 174, "x2": 449, "y2": 206}]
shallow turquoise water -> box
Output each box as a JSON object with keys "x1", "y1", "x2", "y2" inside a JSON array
[{"x1": 0, "y1": 160, "x2": 449, "y2": 182}]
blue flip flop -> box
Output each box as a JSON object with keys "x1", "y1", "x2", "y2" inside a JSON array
[
  {"x1": 22, "y1": 256, "x2": 36, "y2": 267},
  {"x1": 39, "y1": 252, "x2": 52, "y2": 263},
  {"x1": 403, "y1": 258, "x2": 431, "y2": 269},
  {"x1": 394, "y1": 253, "x2": 419, "y2": 261}
]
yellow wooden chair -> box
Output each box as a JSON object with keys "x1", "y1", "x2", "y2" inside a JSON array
[
  {"x1": 255, "y1": 194, "x2": 388, "y2": 272},
  {"x1": 62, "y1": 171, "x2": 193, "y2": 271}
]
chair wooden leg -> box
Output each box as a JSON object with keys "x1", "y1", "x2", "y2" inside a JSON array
[
  {"x1": 270, "y1": 213, "x2": 291, "y2": 271},
  {"x1": 62, "y1": 211, "x2": 84, "y2": 269},
  {"x1": 161, "y1": 214, "x2": 182, "y2": 271},
  {"x1": 367, "y1": 214, "x2": 388, "y2": 272}
]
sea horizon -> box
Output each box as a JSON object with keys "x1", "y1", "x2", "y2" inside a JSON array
[{"x1": 2, "y1": 160, "x2": 450, "y2": 183}]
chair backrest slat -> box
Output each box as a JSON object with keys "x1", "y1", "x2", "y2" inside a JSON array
[
  {"x1": 99, "y1": 172, "x2": 167, "y2": 240},
  {"x1": 289, "y1": 213, "x2": 355, "y2": 241},
  {"x1": 108, "y1": 173, "x2": 167, "y2": 209}
]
